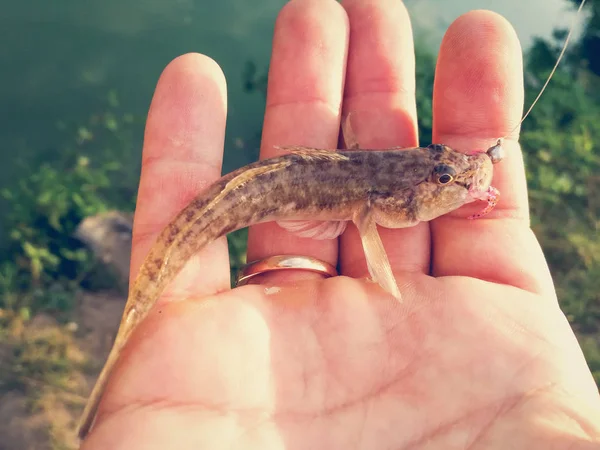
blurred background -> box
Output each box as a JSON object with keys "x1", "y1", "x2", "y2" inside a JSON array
[{"x1": 0, "y1": 0, "x2": 598, "y2": 447}]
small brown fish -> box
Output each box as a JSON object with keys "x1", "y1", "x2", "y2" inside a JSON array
[{"x1": 77, "y1": 140, "x2": 504, "y2": 439}]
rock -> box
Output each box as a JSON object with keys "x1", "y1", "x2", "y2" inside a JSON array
[{"x1": 74, "y1": 211, "x2": 134, "y2": 291}]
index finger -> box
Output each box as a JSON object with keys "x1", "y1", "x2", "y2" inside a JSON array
[
  {"x1": 431, "y1": 11, "x2": 555, "y2": 297},
  {"x1": 131, "y1": 54, "x2": 231, "y2": 300}
]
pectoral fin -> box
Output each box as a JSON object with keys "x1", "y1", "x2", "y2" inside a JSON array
[
  {"x1": 277, "y1": 220, "x2": 348, "y2": 240},
  {"x1": 353, "y1": 207, "x2": 402, "y2": 300}
]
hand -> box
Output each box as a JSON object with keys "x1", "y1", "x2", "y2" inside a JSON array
[{"x1": 81, "y1": 0, "x2": 600, "y2": 448}]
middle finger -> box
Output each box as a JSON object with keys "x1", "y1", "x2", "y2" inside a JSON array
[{"x1": 246, "y1": 0, "x2": 349, "y2": 283}]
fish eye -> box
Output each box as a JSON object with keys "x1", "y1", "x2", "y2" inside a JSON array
[
  {"x1": 433, "y1": 164, "x2": 456, "y2": 185},
  {"x1": 438, "y1": 173, "x2": 453, "y2": 184}
]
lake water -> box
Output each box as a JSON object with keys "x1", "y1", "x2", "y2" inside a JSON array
[{"x1": 0, "y1": 0, "x2": 581, "y2": 236}]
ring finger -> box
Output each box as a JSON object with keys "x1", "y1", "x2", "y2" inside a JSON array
[{"x1": 339, "y1": 0, "x2": 430, "y2": 281}]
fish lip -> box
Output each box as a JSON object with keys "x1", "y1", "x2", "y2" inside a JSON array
[{"x1": 468, "y1": 185, "x2": 483, "y2": 199}]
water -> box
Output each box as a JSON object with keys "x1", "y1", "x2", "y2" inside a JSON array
[
  {"x1": 0, "y1": 0, "x2": 580, "y2": 218},
  {"x1": 1, "y1": 0, "x2": 286, "y2": 178}
]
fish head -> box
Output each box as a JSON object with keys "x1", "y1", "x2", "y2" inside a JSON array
[{"x1": 412, "y1": 143, "x2": 501, "y2": 221}]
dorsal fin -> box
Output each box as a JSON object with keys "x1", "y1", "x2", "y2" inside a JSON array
[
  {"x1": 173, "y1": 160, "x2": 291, "y2": 241},
  {"x1": 342, "y1": 113, "x2": 360, "y2": 150},
  {"x1": 274, "y1": 145, "x2": 350, "y2": 161}
]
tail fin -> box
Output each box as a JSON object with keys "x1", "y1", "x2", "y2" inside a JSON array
[{"x1": 77, "y1": 158, "x2": 291, "y2": 440}]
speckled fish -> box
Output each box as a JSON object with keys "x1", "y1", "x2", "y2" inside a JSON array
[{"x1": 77, "y1": 138, "x2": 504, "y2": 439}]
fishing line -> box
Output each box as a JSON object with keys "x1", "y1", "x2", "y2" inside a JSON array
[{"x1": 499, "y1": 0, "x2": 588, "y2": 142}]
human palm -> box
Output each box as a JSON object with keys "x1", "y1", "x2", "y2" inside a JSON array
[{"x1": 81, "y1": 1, "x2": 600, "y2": 448}]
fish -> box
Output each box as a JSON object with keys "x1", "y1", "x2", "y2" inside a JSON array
[{"x1": 77, "y1": 139, "x2": 504, "y2": 439}]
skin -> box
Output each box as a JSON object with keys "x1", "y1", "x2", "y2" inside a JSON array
[{"x1": 80, "y1": 1, "x2": 600, "y2": 448}]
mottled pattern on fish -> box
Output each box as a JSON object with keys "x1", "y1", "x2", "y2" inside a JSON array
[{"x1": 77, "y1": 143, "x2": 501, "y2": 439}]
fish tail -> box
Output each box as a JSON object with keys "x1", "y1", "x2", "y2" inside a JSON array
[
  {"x1": 77, "y1": 207, "x2": 229, "y2": 440},
  {"x1": 77, "y1": 158, "x2": 290, "y2": 440},
  {"x1": 77, "y1": 327, "x2": 131, "y2": 439}
]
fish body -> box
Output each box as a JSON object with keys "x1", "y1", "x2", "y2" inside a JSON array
[{"x1": 77, "y1": 142, "x2": 502, "y2": 439}]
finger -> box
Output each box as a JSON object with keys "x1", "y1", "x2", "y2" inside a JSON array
[
  {"x1": 246, "y1": 0, "x2": 349, "y2": 283},
  {"x1": 131, "y1": 53, "x2": 230, "y2": 300},
  {"x1": 339, "y1": 0, "x2": 430, "y2": 280},
  {"x1": 431, "y1": 11, "x2": 554, "y2": 296}
]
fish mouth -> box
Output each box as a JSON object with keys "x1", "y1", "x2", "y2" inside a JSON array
[
  {"x1": 465, "y1": 158, "x2": 494, "y2": 193},
  {"x1": 457, "y1": 169, "x2": 485, "y2": 192},
  {"x1": 448, "y1": 152, "x2": 495, "y2": 194},
  {"x1": 457, "y1": 174, "x2": 491, "y2": 199}
]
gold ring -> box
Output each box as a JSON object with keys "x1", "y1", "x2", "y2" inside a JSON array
[{"x1": 235, "y1": 255, "x2": 338, "y2": 286}]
